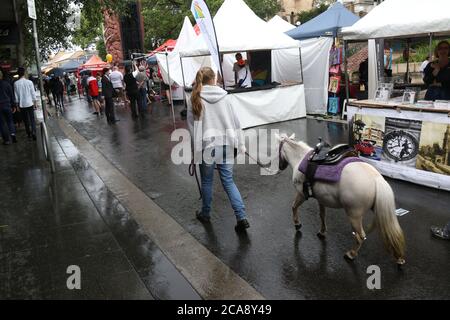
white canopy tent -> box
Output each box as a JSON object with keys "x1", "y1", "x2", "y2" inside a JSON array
[
  {"x1": 272, "y1": 38, "x2": 333, "y2": 114},
  {"x1": 341, "y1": 0, "x2": 450, "y2": 100},
  {"x1": 341, "y1": 0, "x2": 450, "y2": 40},
  {"x1": 267, "y1": 15, "x2": 335, "y2": 114},
  {"x1": 341, "y1": 0, "x2": 450, "y2": 190},
  {"x1": 157, "y1": 17, "x2": 216, "y2": 100},
  {"x1": 267, "y1": 15, "x2": 296, "y2": 33},
  {"x1": 181, "y1": 0, "x2": 301, "y2": 56},
  {"x1": 267, "y1": 15, "x2": 336, "y2": 114},
  {"x1": 181, "y1": 0, "x2": 306, "y2": 128}
]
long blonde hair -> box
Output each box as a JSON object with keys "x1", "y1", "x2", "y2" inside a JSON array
[{"x1": 191, "y1": 67, "x2": 216, "y2": 119}]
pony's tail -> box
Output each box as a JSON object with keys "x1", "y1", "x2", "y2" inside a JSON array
[{"x1": 373, "y1": 177, "x2": 406, "y2": 263}]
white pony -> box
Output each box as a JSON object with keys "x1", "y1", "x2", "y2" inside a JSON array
[{"x1": 276, "y1": 133, "x2": 406, "y2": 265}]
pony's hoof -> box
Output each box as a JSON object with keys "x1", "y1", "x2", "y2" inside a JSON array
[
  {"x1": 344, "y1": 251, "x2": 355, "y2": 261},
  {"x1": 295, "y1": 224, "x2": 302, "y2": 231},
  {"x1": 317, "y1": 232, "x2": 326, "y2": 239}
]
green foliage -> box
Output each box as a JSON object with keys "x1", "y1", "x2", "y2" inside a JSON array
[
  {"x1": 96, "y1": 38, "x2": 107, "y2": 60},
  {"x1": 72, "y1": 10, "x2": 103, "y2": 50},
  {"x1": 141, "y1": 0, "x2": 281, "y2": 51},
  {"x1": 296, "y1": 3, "x2": 329, "y2": 25},
  {"x1": 394, "y1": 39, "x2": 450, "y2": 63},
  {"x1": 19, "y1": 0, "x2": 131, "y2": 64}
]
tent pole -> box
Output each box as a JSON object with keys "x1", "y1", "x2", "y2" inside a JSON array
[
  {"x1": 298, "y1": 46, "x2": 303, "y2": 84},
  {"x1": 165, "y1": 49, "x2": 176, "y2": 130},
  {"x1": 342, "y1": 40, "x2": 350, "y2": 120},
  {"x1": 406, "y1": 39, "x2": 410, "y2": 84},
  {"x1": 428, "y1": 33, "x2": 433, "y2": 62},
  {"x1": 179, "y1": 56, "x2": 187, "y2": 111}
]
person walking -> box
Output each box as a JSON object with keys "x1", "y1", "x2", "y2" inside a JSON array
[
  {"x1": 64, "y1": 73, "x2": 71, "y2": 101},
  {"x1": 136, "y1": 65, "x2": 148, "y2": 118},
  {"x1": 101, "y1": 68, "x2": 116, "y2": 124},
  {"x1": 0, "y1": 69, "x2": 17, "y2": 145},
  {"x1": 54, "y1": 76, "x2": 65, "y2": 112},
  {"x1": 187, "y1": 67, "x2": 249, "y2": 232},
  {"x1": 110, "y1": 66, "x2": 126, "y2": 105},
  {"x1": 87, "y1": 72, "x2": 102, "y2": 115},
  {"x1": 14, "y1": 67, "x2": 37, "y2": 140},
  {"x1": 124, "y1": 65, "x2": 139, "y2": 119}
]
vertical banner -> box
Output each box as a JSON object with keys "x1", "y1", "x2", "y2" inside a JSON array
[{"x1": 191, "y1": 0, "x2": 222, "y2": 76}]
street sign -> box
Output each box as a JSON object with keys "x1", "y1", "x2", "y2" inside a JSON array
[{"x1": 27, "y1": 0, "x2": 37, "y2": 20}]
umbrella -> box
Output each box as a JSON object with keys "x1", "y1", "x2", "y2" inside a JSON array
[
  {"x1": 146, "y1": 55, "x2": 158, "y2": 65},
  {"x1": 47, "y1": 67, "x2": 64, "y2": 77}
]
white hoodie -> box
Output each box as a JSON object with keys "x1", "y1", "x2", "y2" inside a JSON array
[{"x1": 187, "y1": 85, "x2": 244, "y2": 152}]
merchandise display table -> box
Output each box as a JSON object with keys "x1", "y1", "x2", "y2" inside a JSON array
[{"x1": 347, "y1": 100, "x2": 450, "y2": 191}]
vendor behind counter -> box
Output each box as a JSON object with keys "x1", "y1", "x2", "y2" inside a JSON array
[{"x1": 423, "y1": 40, "x2": 450, "y2": 101}]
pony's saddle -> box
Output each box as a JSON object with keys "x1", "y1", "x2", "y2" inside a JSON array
[
  {"x1": 300, "y1": 139, "x2": 359, "y2": 199},
  {"x1": 310, "y1": 140, "x2": 357, "y2": 165}
]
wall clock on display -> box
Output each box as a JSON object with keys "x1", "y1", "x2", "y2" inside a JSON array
[{"x1": 383, "y1": 130, "x2": 419, "y2": 162}]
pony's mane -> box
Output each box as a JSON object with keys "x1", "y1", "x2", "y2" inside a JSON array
[{"x1": 280, "y1": 134, "x2": 312, "y2": 150}]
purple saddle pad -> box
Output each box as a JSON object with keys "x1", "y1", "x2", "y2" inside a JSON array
[{"x1": 298, "y1": 151, "x2": 363, "y2": 183}]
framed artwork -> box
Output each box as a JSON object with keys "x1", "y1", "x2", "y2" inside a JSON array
[
  {"x1": 328, "y1": 76, "x2": 341, "y2": 94},
  {"x1": 328, "y1": 97, "x2": 339, "y2": 114}
]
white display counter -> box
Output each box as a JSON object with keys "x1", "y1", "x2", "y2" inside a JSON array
[{"x1": 228, "y1": 83, "x2": 306, "y2": 129}]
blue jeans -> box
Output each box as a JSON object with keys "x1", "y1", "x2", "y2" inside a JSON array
[
  {"x1": 199, "y1": 146, "x2": 246, "y2": 221},
  {"x1": 0, "y1": 105, "x2": 16, "y2": 142}
]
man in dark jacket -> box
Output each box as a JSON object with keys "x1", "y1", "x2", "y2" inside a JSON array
[
  {"x1": 124, "y1": 65, "x2": 139, "y2": 119},
  {"x1": 101, "y1": 68, "x2": 116, "y2": 124},
  {"x1": 0, "y1": 70, "x2": 17, "y2": 144}
]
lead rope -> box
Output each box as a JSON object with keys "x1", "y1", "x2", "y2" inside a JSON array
[{"x1": 189, "y1": 161, "x2": 202, "y2": 200}]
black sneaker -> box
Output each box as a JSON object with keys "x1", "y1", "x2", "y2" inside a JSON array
[
  {"x1": 235, "y1": 219, "x2": 250, "y2": 232},
  {"x1": 32, "y1": 134, "x2": 37, "y2": 141},
  {"x1": 11, "y1": 135, "x2": 17, "y2": 143},
  {"x1": 2, "y1": 140, "x2": 11, "y2": 145},
  {"x1": 196, "y1": 210, "x2": 210, "y2": 223}
]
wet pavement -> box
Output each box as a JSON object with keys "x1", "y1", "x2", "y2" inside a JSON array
[
  {"x1": 2, "y1": 94, "x2": 449, "y2": 299},
  {"x1": 0, "y1": 108, "x2": 200, "y2": 299},
  {"x1": 51, "y1": 96, "x2": 450, "y2": 300}
]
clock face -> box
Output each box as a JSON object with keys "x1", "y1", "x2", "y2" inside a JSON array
[{"x1": 383, "y1": 130, "x2": 419, "y2": 162}]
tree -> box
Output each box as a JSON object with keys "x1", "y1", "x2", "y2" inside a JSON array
[
  {"x1": 71, "y1": 10, "x2": 103, "y2": 50},
  {"x1": 141, "y1": 0, "x2": 281, "y2": 51},
  {"x1": 16, "y1": 0, "x2": 132, "y2": 65},
  {"x1": 296, "y1": 3, "x2": 330, "y2": 25}
]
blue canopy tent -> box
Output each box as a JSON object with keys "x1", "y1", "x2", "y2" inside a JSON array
[
  {"x1": 60, "y1": 60, "x2": 82, "y2": 73},
  {"x1": 286, "y1": 2, "x2": 359, "y2": 40}
]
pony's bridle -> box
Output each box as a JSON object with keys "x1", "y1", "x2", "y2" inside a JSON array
[{"x1": 278, "y1": 140, "x2": 289, "y2": 171}]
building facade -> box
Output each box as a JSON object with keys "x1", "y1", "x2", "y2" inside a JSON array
[
  {"x1": 342, "y1": 0, "x2": 380, "y2": 17},
  {"x1": 278, "y1": 0, "x2": 314, "y2": 24},
  {"x1": 0, "y1": 0, "x2": 20, "y2": 71},
  {"x1": 102, "y1": 1, "x2": 145, "y2": 64}
]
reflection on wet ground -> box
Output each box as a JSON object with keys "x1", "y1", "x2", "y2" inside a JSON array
[
  {"x1": 2, "y1": 94, "x2": 449, "y2": 299},
  {"x1": 59, "y1": 97, "x2": 450, "y2": 299},
  {"x1": 0, "y1": 113, "x2": 200, "y2": 299}
]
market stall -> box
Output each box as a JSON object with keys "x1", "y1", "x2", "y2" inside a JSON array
[
  {"x1": 341, "y1": 0, "x2": 450, "y2": 190},
  {"x1": 78, "y1": 55, "x2": 109, "y2": 76},
  {"x1": 180, "y1": 0, "x2": 306, "y2": 129},
  {"x1": 156, "y1": 17, "x2": 215, "y2": 101},
  {"x1": 285, "y1": 2, "x2": 359, "y2": 114}
]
